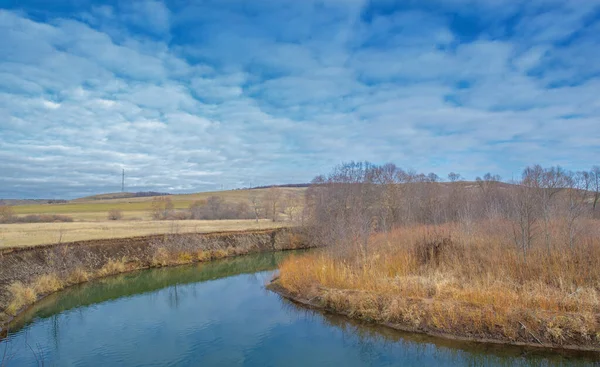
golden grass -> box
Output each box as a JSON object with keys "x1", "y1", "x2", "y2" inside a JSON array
[
  {"x1": 33, "y1": 274, "x2": 63, "y2": 294},
  {"x1": 98, "y1": 258, "x2": 128, "y2": 276},
  {"x1": 0, "y1": 219, "x2": 289, "y2": 248},
  {"x1": 6, "y1": 282, "x2": 37, "y2": 316},
  {"x1": 197, "y1": 250, "x2": 211, "y2": 262},
  {"x1": 66, "y1": 268, "x2": 90, "y2": 284},
  {"x1": 278, "y1": 220, "x2": 600, "y2": 347},
  {"x1": 6, "y1": 260, "x2": 129, "y2": 316}
]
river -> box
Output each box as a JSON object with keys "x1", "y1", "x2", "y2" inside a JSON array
[{"x1": 0, "y1": 251, "x2": 596, "y2": 366}]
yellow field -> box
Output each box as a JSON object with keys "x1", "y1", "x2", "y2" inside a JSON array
[
  {"x1": 0, "y1": 219, "x2": 289, "y2": 248},
  {"x1": 11, "y1": 188, "x2": 306, "y2": 221}
]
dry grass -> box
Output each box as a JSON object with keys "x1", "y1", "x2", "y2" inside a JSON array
[
  {"x1": 66, "y1": 268, "x2": 90, "y2": 284},
  {"x1": 5, "y1": 260, "x2": 129, "y2": 316},
  {"x1": 33, "y1": 274, "x2": 63, "y2": 294},
  {"x1": 278, "y1": 219, "x2": 600, "y2": 348},
  {"x1": 5, "y1": 282, "x2": 37, "y2": 316},
  {"x1": 0, "y1": 219, "x2": 289, "y2": 248},
  {"x1": 152, "y1": 248, "x2": 237, "y2": 267},
  {"x1": 97, "y1": 258, "x2": 128, "y2": 276}
]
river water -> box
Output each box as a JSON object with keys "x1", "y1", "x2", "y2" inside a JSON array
[{"x1": 1, "y1": 251, "x2": 597, "y2": 366}]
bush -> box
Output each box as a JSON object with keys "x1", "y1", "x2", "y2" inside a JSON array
[
  {"x1": 107, "y1": 209, "x2": 123, "y2": 220},
  {"x1": 3, "y1": 214, "x2": 74, "y2": 223},
  {"x1": 0, "y1": 205, "x2": 15, "y2": 223},
  {"x1": 150, "y1": 197, "x2": 174, "y2": 220},
  {"x1": 188, "y1": 197, "x2": 254, "y2": 220},
  {"x1": 167, "y1": 210, "x2": 191, "y2": 220}
]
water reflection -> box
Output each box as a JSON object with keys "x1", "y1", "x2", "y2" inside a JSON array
[
  {"x1": 1, "y1": 250, "x2": 598, "y2": 366},
  {"x1": 281, "y1": 300, "x2": 598, "y2": 366}
]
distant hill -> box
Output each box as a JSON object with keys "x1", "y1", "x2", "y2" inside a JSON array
[
  {"x1": 247, "y1": 183, "x2": 311, "y2": 189},
  {"x1": 0, "y1": 199, "x2": 68, "y2": 206},
  {"x1": 72, "y1": 192, "x2": 171, "y2": 202}
]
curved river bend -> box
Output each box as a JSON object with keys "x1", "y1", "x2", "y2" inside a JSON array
[{"x1": 1, "y1": 251, "x2": 597, "y2": 366}]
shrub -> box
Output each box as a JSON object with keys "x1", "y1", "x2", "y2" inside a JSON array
[
  {"x1": 67, "y1": 268, "x2": 90, "y2": 284},
  {"x1": 10, "y1": 214, "x2": 74, "y2": 223},
  {"x1": 107, "y1": 209, "x2": 123, "y2": 220},
  {"x1": 33, "y1": 274, "x2": 63, "y2": 294},
  {"x1": 188, "y1": 197, "x2": 254, "y2": 220},
  {"x1": 98, "y1": 258, "x2": 128, "y2": 276},
  {"x1": 167, "y1": 210, "x2": 191, "y2": 220},
  {"x1": 151, "y1": 247, "x2": 171, "y2": 267},
  {"x1": 150, "y1": 197, "x2": 174, "y2": 220},
  {"x1": 0, "y1": 205, "x2": 15, "y2": 223},
  {"x1": 6, "y1": 282, "x2": 37, "y2": 315}
]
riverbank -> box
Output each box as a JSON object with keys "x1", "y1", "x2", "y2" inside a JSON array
[
  {"x1": 0, "y1": 228, "x2": 309, "y2": 335},
  {"x1": 268, "y1": 281, "x2": 600, "y2": 354},
  {"x1": 272, "y1": 223, "x2": 600, "y2": 353}
]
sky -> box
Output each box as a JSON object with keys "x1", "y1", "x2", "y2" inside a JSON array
[{"x1": 1, "y1": 0, "x2": 600, "y2": 199}]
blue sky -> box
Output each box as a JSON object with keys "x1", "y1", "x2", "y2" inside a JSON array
[{"x1": 1, "y1": 0, "x2": 600, "y2": 199}]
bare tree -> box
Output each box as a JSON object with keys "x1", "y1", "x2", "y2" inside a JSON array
[
  {"x1": 563, "y1": 171, "x2": 591, "y2": 248},
  {"x1": 519, "y1": 165, "x2": 567, "y2": 254},
  {"x1": 540, "y1": 166, "x2": 567, "y2": 253},
  {"x1": 150, "y1": 197, "x2": 174, "y2": 220},
  {"x1": 510, "y1": 169, "x2": 541, "y2": 259},
  {"x1": 372, "y1": 163, "x2": 404, "y2": 230},
  {"x1": 189, "y1": 200, "x2": 205, "y2": 219},
  {"x1": 447, "y1": 172, "x2": 462, "y2": 182},
  {"x1": 248, "y1": 193, "x2": 262, "y2": 223},
  {"x1": 591, "y1": 166, "x2": 600, "y2": 213},
  {"x1": 263, "y1": 187, "x2": 283, "y2": 222},
  {"x1": 206, "y1": 196, "x2": 224, "y2": 219},
  {"x1": 236, "y1": 202, "x2": 252, "y2": 219},
  {"x1": 427, "y1": 172, "x2": 441, "y2": 182},
  {"x1": 282, "y1": 192, "x2": 302, "y2": 222},
  {"x1": 475, "y1": 173, "x2": 504, "y2": 220}
]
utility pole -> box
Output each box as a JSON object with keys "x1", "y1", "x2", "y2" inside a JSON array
[{"x1": 122, "y1": 169, "x2": 125, "y2": 192}]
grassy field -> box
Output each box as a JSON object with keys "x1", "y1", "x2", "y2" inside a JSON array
[
  {"x1": 10, "y1": 188, "x2": 306, "y2": 221},
  {"x1": 0, "y1": 219, "x2": 289, "y2": 248},
  {"x1": 1, "y1": 188, "x2": 305, "y2": 247}
]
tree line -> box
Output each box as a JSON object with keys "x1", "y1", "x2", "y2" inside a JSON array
[
  {"x1": 146, "y1": 187, "x2": 303, "y2": 222},
  {"x1": 305, "y1": 162, "x2": 600, "y2": 258}
]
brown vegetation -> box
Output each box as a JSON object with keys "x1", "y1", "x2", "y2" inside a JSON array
[
  {"x1": 150, "y1": 196, "x2": 175, "y2": 220},
  {"x1": 188, "y1": 196, "x2": 254, "y2": 220},
  {"x1": 107, "y1": 209, "x2": 123, "y2": 220},
  {"x1": 276, "y1": 162, "x2": 600, "y2": 350},
  {"x1": 0, "y1": 210, "x2": 74, "y2": 224},
  {"x1": 145, "y1": 191, "x2": 292, "y2": 222},
  {"x1": 0, "y1": 206, "x2": 15, "y2": 223}
]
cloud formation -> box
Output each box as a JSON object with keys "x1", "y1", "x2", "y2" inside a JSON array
[{"x1": 1, "y1": 0, "x2": 599, "y2": 198}]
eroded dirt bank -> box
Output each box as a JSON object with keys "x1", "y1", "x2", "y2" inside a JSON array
[{"x1": 0, "y1": 228, "x2": 309, "y2": 334}]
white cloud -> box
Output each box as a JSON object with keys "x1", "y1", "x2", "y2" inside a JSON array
[
  {"x1": 41, "y1": 100, "x2": 61, "y2": 109},
  {"x1": 0, "y1": 2, "x2": 599, "y2": 198}
]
